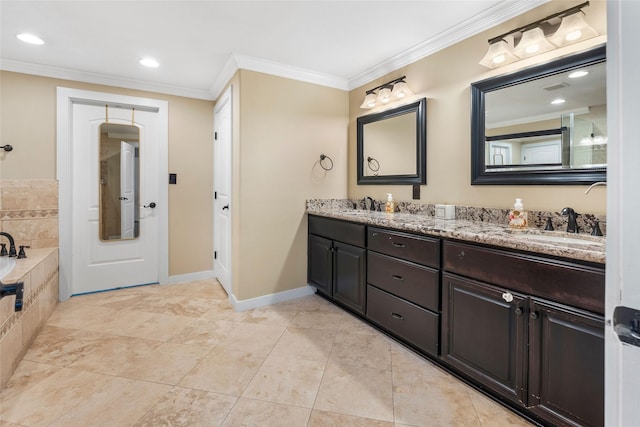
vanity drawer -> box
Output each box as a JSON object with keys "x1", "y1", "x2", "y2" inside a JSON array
[
  {"x1": 367, "y1": 252, "x2": 439, "y2": 312},
  {"x1": 367, "y1": 285, "x2": 439, "y2": 356},
  {"x1": 309, "y1": 215, "x2": 365, "y2": 247},
  {"x1": 368, "y1": 227, "x2": 440, "y2": 268},
  {"x1": 443, "y1": 240, "x2": 605, "y2": 314}
]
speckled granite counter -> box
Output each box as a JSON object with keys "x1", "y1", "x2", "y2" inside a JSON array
[{"x1": 306, "y1": 206, "x2": 605, "y2": 265}]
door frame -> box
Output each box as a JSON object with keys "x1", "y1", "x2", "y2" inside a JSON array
[{"x1": 56, "y1": 87, "x2": 169, "y2": 300}]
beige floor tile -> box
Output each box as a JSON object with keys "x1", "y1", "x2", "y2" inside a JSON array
[
  {"x1": 218, "y1": 322, "x2": 286, "y2": 356},
  {"x1": 118, "y1": 341, "x2": 211, "y2": 385},
  {"x1": 132, "y1": 386, "x2": 237, "y2": 427},
  {"x1": 202, "y1": 300, "x2": 249, "y2": 322},
  {"x1": 129, "y1": 294, "x2": 214, "y2": 318},
  {"x1": 120, "y1": 312, "x2": 197, "y2": 342},
  {"x1": 338, "y1": 312, "x2": 379, "y2": 335},
  {"x1": 82, "y1": 307, "x2": 156, "y2": 335},
  {"x1": 0, "y1": 368, "x2": 114, "y2": 426},
  {"x1": 393, "y1": 374, "x2": 481, "y2": 427},
  {"x1": 242, "y1": 354, "x2": 325, "y2": 408},
  {"x1": 330, "y1": 329, "x2": 391, "y2": 370},
  {"x1": 69, "y1": 286, "x2": 152, "y2": 308},
  {"x1": 47, "y1": 376, "x2": 171, "y2": 427},
  {"x1": 307, "y1": 410, "x2": 394, "y2": 426},
  {"x1": 290, "y1": 310, "x2": 343, "y2": 331},
  {"x1": 179, "y1": 347, "x2": 266, "y2": 396},
  {"x1": 269, "y1": 327, "x2": 336, "y2": 362},
  {"x1": 169, "y1": 318, "x2": 238, "y2": 347},
  {"x1": 468, "y1": 388, "x2": 535, "y2": 426},
  {"x1": 298, "y1": 296, "x2": 344, "y2": 314},
  {"x1": 243, "y1": 305, "x2": 298, "y2": 326},
  {"x1": 66, "y1": 334, "x2": 161, "y2": 376},
  {"x1": 22, "y1": 326, "x2": 114, "y2": 368},
  {"x1": 221, "y1": 398, "x2": 311, "y2": 427},
  {"x1": 0, "y1": 360, "x2": 60, "y2": 403},
  {"x1": 390, "y1": 342, "x2": 449, "y2": 380},
  {"x1": 0, "y1": 420, "x2": 23, "y2": 427},
  {"x1": 314, "y1": 362, "x2": 394, "y2": 422},
  {"x1": 45, "y1": 301, "x2": 118, "y2": 330}
]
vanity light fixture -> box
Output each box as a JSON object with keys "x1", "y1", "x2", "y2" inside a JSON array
[
  {"x1": 16, "y1": 33, "x2": 44, "y2": 45},
  {"x1": 359, "y1": 76, "x2": 414, "y2": 109},
  {"x1": 479, "y1": 1, "x2": 597, "y2": 69}
]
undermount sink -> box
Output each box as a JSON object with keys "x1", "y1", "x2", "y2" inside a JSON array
[{"x1": 517, "y1": 233, "x2": 601, "y2": 246}]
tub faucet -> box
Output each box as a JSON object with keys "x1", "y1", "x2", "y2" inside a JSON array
[
  {"x1": 0, "y1": 232, "x2": 17, "y2": 257},
  {"x1": 560, "y1": 207, "x2": 579, "y2": 233}
]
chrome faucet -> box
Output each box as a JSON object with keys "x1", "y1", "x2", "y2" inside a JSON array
[
  {"x1": 560, "y1": 207, "x2": 579, "y2": 233},
  {"x1": 0, "y1": 232, "x2": 17, "y2": 257}
]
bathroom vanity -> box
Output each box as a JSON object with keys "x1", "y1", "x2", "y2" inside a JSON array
[{"x1": 307, "y1": 207, "x2": 605, "y2": 427}]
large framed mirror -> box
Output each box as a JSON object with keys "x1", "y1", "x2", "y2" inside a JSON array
[
  {"x1": 357, "y1": 98, "x2": 426, "y2": 185},
  {"x1": 471, "y1": 45, "x2": 606, "y2": 185}
]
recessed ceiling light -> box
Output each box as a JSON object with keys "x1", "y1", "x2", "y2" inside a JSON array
[
  {"x1": 551, "y1": 98, "x2": 566, "y2": 105},
  {"x1": 139, "y1": 58, "x2": 159, "y2": 68},
  {"x1": 568, "y1": 70, "x2": 589, "y2": 79},
  {"x1": 17, "y1": 33, "x2": 44, "y2": 45}
]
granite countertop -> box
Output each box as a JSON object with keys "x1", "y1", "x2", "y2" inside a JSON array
[{"x1": 307, "y1": 208, "x2": 606, "y2": 265}]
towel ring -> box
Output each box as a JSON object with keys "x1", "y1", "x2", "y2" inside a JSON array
[
  {"x1": 367, "y1": 156, "x2": 380, "y2": 173},
  {"x1": 319, "y1": 154, "x2": 333, "y2": 171}
]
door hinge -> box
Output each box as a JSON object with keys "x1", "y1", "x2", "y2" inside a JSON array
[
  {"x1": 214, "y1": 191, "x2": 217, "y2": 200},
  {"x1": 214, "y1": 251, "x2": 217, "y2": 260},
  {"x1": 214, "y1": 131, "x2": 218, "y2": 141}
]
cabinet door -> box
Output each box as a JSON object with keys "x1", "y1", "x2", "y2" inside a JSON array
[
  {"x1": 308, "y1": 234, "x2": 333, "y2": 296},
  {"x1": 441, "y1": 273, "x2": 527, "y2": 405},
  {"x1": 528, "y1": 299, "x2": 604, "y2": 427},
  {"x1": 333, "y1": 241, "x2": 366, "y2": 314}
]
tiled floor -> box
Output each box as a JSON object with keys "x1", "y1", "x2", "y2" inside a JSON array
[{"x1": 0, "y1": 280, "x2": 534, "y2": 426}]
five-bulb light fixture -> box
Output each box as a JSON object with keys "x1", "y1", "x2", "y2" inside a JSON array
[
  {"x1": 360, "y1": 76, "x2": 414, "y2": 109},
  {"x1": 480, "y1": 1, "x2": 598, "y2": 69}
]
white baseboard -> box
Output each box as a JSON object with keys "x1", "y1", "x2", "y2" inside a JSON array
[
  {"x1": 230, "y1": 285, "x2": 316, "y2": 312},
  {"x1": 167, "y1": 270, "x2": 215, "y2": 284}
]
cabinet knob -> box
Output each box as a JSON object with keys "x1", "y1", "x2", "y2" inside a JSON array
[
  {"x1": 515, "y1": 307, "x2": 523, "y2": 316},
  {"x1": 530, "y1": 311, "x2": 539, "y2": 320},
  {"x1": 502, "y1": 292, "x2": 513, "y2": 303},
  {"x1": 458, "y1": 251, "x2": 465, "y2": 259}
]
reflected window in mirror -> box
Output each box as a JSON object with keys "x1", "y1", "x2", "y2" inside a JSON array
[
  {"x1": 471, "y1": 45, "x2": 606, "y2": 184},
  {"x1": 357, "y1": 98, "x2": 426, "y2": 185},
  {"x1": 99, "y1": 123, "x2": 140, "y2": 241}
]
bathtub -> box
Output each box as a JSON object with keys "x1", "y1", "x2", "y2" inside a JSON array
[{"x1": 0, "y1": 256, "x2": 16, "y2": 280}]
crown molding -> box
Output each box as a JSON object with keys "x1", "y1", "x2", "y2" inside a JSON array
[
  {"x1": 1, "y1": 59, "x2": 214, "y2": 100},
  {"x1": 347, "y1": 0, "x2": 550, "y2": 90}
]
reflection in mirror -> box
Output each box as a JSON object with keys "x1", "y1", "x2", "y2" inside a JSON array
[
  {"x1": 471, "y1": 45, "x2": 606, "y2": 184},
  {"x1": 99, "y1": 123, "x2": 140, "y2": 241},
  {"x1": 357, "y1": 98, "x2": 426, "y2": 185}
]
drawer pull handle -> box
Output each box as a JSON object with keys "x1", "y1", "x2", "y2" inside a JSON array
[
  {"x1": 391, "y1": 242, "x2": 406, "y2": 248},
  {"x1": 392, "y1": 275, "x2": 404, "y2": 281},
  {"x1": 530, "y1": 311, "x2": 539, "y2": 320},
  {"x1": 391, "y1": 312, "x2": 404, "y2": 320},
  {"x1": 458, "y1": 250, "x2": 465, "y2": 259}
]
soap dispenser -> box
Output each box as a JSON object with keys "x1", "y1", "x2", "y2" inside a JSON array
[
  {"x1": 385, "y1": 193, "x2": 395, "y2": 213},
  {"x1": 509, "y1": 198, "x2": 528, "y2": 228}
]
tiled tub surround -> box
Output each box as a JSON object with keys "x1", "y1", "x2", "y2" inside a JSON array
[
  {"x1": 0, "y1": 248, "x2": 59, "y2": 388},
  {"x1": 0, "y1": 179, "x2": 59, "y2": 249},
  {"x1": 306, "y1": 199, "x2": 606, "y2": 264}
]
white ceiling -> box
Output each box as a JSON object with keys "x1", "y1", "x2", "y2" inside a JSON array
[{"x1": 0, "y1": 0, "x2": 547, "y2": 100}]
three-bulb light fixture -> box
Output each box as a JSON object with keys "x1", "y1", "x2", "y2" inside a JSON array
[
  {"x1": 360, "y1": 76, "x2": 414, "y2": 109},
  {"x1": 480, "y1": 1, "x2": 598, "y2": 69}
]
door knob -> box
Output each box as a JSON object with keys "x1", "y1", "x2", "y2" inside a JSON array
[
  {"x1": 143, "y1": 202, "x2": 156, "y2": 208},
  {"x1": 119, "y1": 197, "x2": 128, "y2": 200},
  {"x1": 222, "y1": 205, "x2": 229, "y2": 210}
]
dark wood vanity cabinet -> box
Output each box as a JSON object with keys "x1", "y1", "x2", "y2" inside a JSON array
[
  {"x1": 442, "y1": 240, "x2": 605, "y2": 427},
  {"x1": 366, "y1": 227, "x2": 441, "y2": 356},
  {"x1": 308, "y1": 215, "x2": 366, "y2": 314}
]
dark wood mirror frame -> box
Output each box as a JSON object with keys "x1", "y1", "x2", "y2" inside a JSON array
[
  {"x1": 471, "y1": 45, "x2": 606, "y2": 185},
  {"x1": 357, "y1": 98, "x2": 427, "y2": 185}
]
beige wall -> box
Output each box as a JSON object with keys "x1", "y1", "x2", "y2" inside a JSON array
[
  {"x1": 0, "y1": 71, "x2": 214, "y2": 276},
  {"x1": 348, "y1": 0, "x2": 608, "y2": 214},
  {"x1": 232, "y1": 70, "x2": 348, "y2": 301}
]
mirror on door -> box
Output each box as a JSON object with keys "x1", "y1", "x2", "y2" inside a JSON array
[{"x1": 99, "y1": 123, "x2": 140, "y2": 241}]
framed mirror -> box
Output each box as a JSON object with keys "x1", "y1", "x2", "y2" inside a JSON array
[
  {"x1": 471, "y1": 45, "x2": 606, "y2": 185},
  {"x1": 357, "y1": 98, "x2": 426, "y2": 185},
  {"x1": 99, "y1": 123, "x2": 140, "y2": 241}
]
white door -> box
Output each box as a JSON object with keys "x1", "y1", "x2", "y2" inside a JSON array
[
  {"x1": 521, "y1": 140, "x2": 561, "y2": 164},
  {"x1": 70, "y1": 103, "x2": 159, "y2": 295},
  {"x1": 120, "y1": 141, "x2": 136, "y2": 239},
  {"x1": 606, "y1": 1, "x2": 640, "y2": 425},
  {"x1": 214, "y1": 86, "x2": 232, "y2": 294}
]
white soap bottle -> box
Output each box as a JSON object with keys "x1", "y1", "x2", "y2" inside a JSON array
[
  {"x1": 509, "y1": 198, "x2": 528, "y2": 228},
  {"x1": 385, "y1": 193, "x2": 395, "y2": 213}
]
